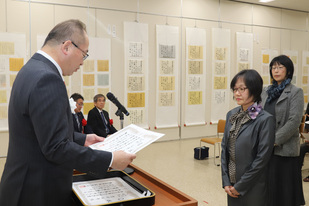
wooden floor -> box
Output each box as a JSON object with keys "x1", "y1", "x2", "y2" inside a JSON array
[
  {"x1": 133, "y1": 138, "x2": 309, "y2": 206},
  {"x1": 0, "y1": 138, "x2": 308, "y2": 206}
]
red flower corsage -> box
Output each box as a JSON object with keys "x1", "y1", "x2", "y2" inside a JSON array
[
  {"x1": 109, "y1": 119, "x2": 113, "y2": 125},
  {"x1": 81, "y1": 119, "x2": 87, "y2": 126}
]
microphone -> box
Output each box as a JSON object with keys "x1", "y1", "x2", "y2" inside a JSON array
[{"x1": 106, "y1": 92, "x2": 130, "y2": 116}]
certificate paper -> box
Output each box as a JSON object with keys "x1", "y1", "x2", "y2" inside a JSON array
[
  {"x1": 73, "y1": 177, "x2": 145, "y2": 206},
  {"x1": 90, "y1": 124, "x2": 164, "y2": 154}
]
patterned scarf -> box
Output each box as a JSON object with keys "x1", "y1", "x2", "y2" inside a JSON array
[
  {"x1": 266, "y1": 78, "x2": 291, "y2": 103},
  {"x1": 228, "y1": 108, "x2": 251, "y2": 184}
]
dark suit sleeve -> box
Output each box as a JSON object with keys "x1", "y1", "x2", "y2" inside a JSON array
[
  {"x1": 74, "y1": 132, "x2": 86, "y2": 146},
  {"x1": 30, "y1": 73, "x2": 111, "y2": 177}
]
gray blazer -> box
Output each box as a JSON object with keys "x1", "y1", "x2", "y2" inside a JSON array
[
  {"x1": 261, "y1": 84, "x2": 304, "y2": 157},
  {"x1": 0, "y1": 53, "x2": 112, "y2": 206},
  {"x1": 221, "y1": 107, "x2": 275, "y2": 205}
]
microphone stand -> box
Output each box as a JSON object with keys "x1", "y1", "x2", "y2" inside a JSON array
[{"x1": 115, "y1": 108, "x2": 124, "y2": 129}]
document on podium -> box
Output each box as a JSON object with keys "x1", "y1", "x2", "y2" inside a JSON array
[
  {"x1": 73, "y1": 177, "x2": 147, "y2": 205},
  {"x1": 90, "y1": 124, "x2": 165, "y2": 154}
]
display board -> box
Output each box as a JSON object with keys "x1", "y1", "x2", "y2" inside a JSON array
[
  {"x1": 37, "y1": 35, "x2": 112, "y2": 116},
  {"x1": 0, "y1": 32, "x2": 27, "y2": 131},
  {"x1": 261, "y1": 49, "x2": 278, "y2": 86},
  {"x1": 155, "y1": 25, "x2": 179, "y2": 129},
  {"x1": 236, "y1": 32, "x2": 253, "y2": 72},
  {"x1": 82, "y1": 37, "x2": 112, "y2": 115},
  {"x1": 302, "y1": 51, "x2": 309, "y2": 104},
  {"x1": 211, "y1": 28, "x2": 231, "y2": 123},
  {"x1": 283, "y1": 50, "x2": 298, "y2": 85},
  {"x1": 124, "y1": 22, "x2": 149, "y2": 128},
  {"x1": 184, "y1": 27, "x2": 206, "y2": 126}
]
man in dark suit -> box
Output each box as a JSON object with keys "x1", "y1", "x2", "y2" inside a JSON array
[
  {"x1": 87, "y1": 94, "x2": 117, "y2": 137},
  {"x1": 299, "y1": 141, "x2": 309, "y2": 182},
  {"x1": 0, "y1": 19, "x2": 136, "y2": 206},
  {"x1": 70, "y1": 93, "x2": 93, "y2": 134}
]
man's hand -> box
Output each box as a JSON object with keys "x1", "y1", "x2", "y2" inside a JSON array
[
  {"x1": 84, "y1": 134, "x2": 105, "y2": 147},
  {"x1": 111, "y1": 151, "x2": 136, "y2": 171}
]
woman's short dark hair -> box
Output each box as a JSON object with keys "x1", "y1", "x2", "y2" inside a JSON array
[
  {"x1": 269, "y1": 55, "x2": 294, "y2": 80},
  {"x1": 230, "y1": 69, "x2": 263, "y2": 103}
]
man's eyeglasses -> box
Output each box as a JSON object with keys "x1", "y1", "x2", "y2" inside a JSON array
[
  {"x1": 71, "y1": 41, "x2": 89, "y2": 61},
  {"x1": 233, "y1": 87, "x2": 247, "y2": 93}
]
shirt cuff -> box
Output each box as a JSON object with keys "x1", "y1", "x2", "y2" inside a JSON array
[{"x1": 109, "y1": 152, "x2": 114, "y2": 168}]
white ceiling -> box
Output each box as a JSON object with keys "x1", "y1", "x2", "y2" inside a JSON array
[{"x1": 229, "y1": 0, "x2": 309, "y2": 12}]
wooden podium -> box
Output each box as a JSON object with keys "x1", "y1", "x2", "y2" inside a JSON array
[
  {"x1": 127, "y1": 164, "x2": 197, "y2": 206},
  {"x1": 73, "y1": 164, "x2": 198, "y2": 206}
]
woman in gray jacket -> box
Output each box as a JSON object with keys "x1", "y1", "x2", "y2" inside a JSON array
[
  {"x1": 221, "y1": 69, "x2": 275, "y2": 206},
  {"x1": 261, "y1": 55, "x2": 305, "y2": 206}
]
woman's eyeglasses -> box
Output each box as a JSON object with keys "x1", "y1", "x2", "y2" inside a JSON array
[{"x1": 233, "y1": 87, "x2": 247, "y2": 93}]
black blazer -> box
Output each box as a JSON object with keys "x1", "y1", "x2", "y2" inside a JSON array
[
  {"x1": 87, "y1": 107, "x2": 117, "y2": 137},
  {"x1": 0, "y1": 53, "x2": 112, "y2": 206},
  {"x1": 72, "y1": 112, "x2": 93, "y2": 134}
]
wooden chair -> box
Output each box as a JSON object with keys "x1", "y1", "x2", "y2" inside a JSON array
[
  {"x1": 300, "y1": 115, "x2": 306, "y2": 143},
  {"x1": 301, "y1": 114, "x2": 306, "y2": 124},
  {"x1": 200, "y1": 119, "x2": 226, "y2": 166}
]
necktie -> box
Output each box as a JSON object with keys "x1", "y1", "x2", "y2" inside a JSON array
[
  {"x1": 100, "y1": 112, "x2": 110, "y2": 134},
  {"x1": 75, "y1": 114, "x2": 80, "y2": 131}
]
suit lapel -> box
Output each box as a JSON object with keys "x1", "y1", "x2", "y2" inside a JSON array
[
  {"x1": 237, "y1": 111, "x2": 264, "y2": 137},
  {"x1": 237, "y1": 121, "x2": 251, "y2": 136},
  {"x1": 263, "y1": 84, "x2": 291, "y2": 106},
  {"x1": 94, "y1": 107, "x2": 102, "y2": 121},
  {"x1": 276, "y1": 84, "x2": 291, "y2": 105}
]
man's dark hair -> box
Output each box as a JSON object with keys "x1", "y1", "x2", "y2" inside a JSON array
[{"x1": 70, "y1": 93, "x2": 84, "y2": 102}]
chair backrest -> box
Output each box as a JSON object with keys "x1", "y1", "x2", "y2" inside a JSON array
[
  {"x1": 299, "y1": 123, "x2": 305, "y2": 133},
  {"x1": 299, "y1": 115, "x2": 306, "y2": 139},
  {"x1": 217, "y1": 119, "x2": 226, "y2": 138},
  {"x1": 301, "y1": 115, "x2": 306, "y2": 123}
]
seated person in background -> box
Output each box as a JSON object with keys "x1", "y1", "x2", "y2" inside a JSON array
[
  {"x1": 305, "y1": 102, "x2": 309, "y2": 132},
  {"x1": 70, "y1": 93, "x2": 93, "y2": 134},
  {"x1": 87, "y1": 94, "x2": 117, "y2": 137},
  {"x1": 300, "y1": 140, "x2": 309, "y2": 182}
]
